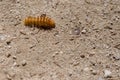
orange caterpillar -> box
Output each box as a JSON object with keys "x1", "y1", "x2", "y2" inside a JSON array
[{"x1": 24, "y1": 14, "x2": 55, "y2": 29}]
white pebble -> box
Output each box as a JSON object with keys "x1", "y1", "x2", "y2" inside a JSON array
[
  {"x1": 0, "y1": 34, "x2": 9, "y2": 41},
  {"x1": 81, "y1": 29, "x2": 87, "y2": 34},
  {"x1": 91, "y1": 70, "x2": 98, "y2": 75},
  {"x1": 104, "y1": 70, "x2": 112, "y2": 77},
  {"x1": 21, "y1": 60, "x2": 27, "y2": 66},
  {"x1": 98, "y1": 77, "x2": 104, "y2": 80},
  {"x1": 83, "y1": 67, "x2": 92, "y2": 72}
]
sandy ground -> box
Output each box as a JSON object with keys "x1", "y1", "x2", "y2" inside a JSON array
[{"x1": 0, "y1": 0, "x2": 120, "y2": 80}]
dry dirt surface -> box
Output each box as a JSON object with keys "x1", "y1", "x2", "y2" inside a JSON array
[{"x1": 0, "y1": 0, "x2": 120, "y2": 80}]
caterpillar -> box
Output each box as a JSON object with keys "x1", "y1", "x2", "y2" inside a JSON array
[{"x1": 24, "y1": 14, "x2": 55, "y2": 29}]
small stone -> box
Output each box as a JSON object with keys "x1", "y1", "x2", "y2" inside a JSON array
[
  {"x1": 111, "y1": 32, "x2": 117, "y2": 36},
  {"x1": 6, "y1": 37, "x2": 16, "y2": 45},
  {"x1": 59, "y1": 51, "x2": 63, "y2": 54},
  {"x1": 54, "y1": 31, "x2": 59, "y2": 37},
  {"x1": 83, "y1": 67, "x2": 92, "y2": 72},
  {"x1": 20, "y1": 30, "x2": 27, "y2": 35},
  {"x1": 6, "y1": 71, "x2": 15, "y2": 80},
  {"x1": 0, "y1": 57, "x2": 5, "y2": 63},
  {"x1": 89, "y1": 53, "x2": 95, "y2": 57},
  {"x1": 114, "y1": 44, "x2": 120, "y2": 50},
  {"x1": 69, "y1": 38, "x2": 74, "y2": 41},
  {"x1": 13, "y1": 62, "x2": 19, "y2": 67},
  {"x1": 0, "y1": 34, "x2": 9, "y2": 41},
  {"x1": 83, "y1": 67, "x2": 89, "y2": 72},
  {"x1": 81, "y1": 29, "x2": 87, "y2": 34},
  {"x1": 13, "y1": 56, "x2": 17, "y2": 60},
  {"x1": 7, "y1": 45, "x2": 12, "y2": 49},
  {"x1": 52, "y1": 51, "x2": 60, "y2": 58},
  {"x1": 72, "y1": 27, "x2": 80, "y2": 35},
  {"x1": 97, "y1": 77, "x2": 104, "y2": 80},
  {"x1": 113, "y1": 56, "x2": 120, "y2": 60},
  {"x1": 54, "y1": 41, "x2": 60, "y2": 45},
  {"x1": 6, "y1": 53, "x2": 11, "y2": 58},
  {"x1": 104, "y1": 26, "x2": 112, "y2": 30},
  {"x1": 72, "y1": 61, "x2": 79, "y2": 66},
  {"x1": 30, "y1": 44, "x2": 36, "y2": 49},
  {"x1": 80, "y1": 54, "x2": 85, "y2": 58},
  {"x1": 91, "y1": 70, "x2": 98, "y2": 75},
  {"x1": 16, "y1": 49, "x2": 21, "y2": 54},
  {"x1": 21, "y1": 60, "x2": 27, "y2": 66},
  {"x1": 16, "y1": 0, "x2": 20, "y2": 3},
  {"x1": 104, "y1": 70, "x2": 112, "y2": 78}
]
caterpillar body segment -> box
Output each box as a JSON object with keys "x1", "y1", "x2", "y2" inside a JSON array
[{"x1": 24, "y1": 14, "x2": 55, "y2": 29}]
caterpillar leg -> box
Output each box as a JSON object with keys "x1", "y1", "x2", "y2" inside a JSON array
[{"x1": 40, "y1": 14, "x2": 46, "y2": 17}]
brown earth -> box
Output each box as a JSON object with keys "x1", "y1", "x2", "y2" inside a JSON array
[{"x1": 0, "y1": 0, "x2": 120, "y2": 80}]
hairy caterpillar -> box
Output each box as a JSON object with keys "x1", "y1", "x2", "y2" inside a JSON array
[{"x1": 24, "y1": 14, "x2": 55, "y2": 29}]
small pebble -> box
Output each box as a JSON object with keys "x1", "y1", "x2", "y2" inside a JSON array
[
  {"x1": 21, "y1": 60, "x2": 27, "y2": 66},
  {"x1": 13, "y1": 56, "x2": 17, "y2": 60},
  {"x1": 0, "y1": 34, "x2": 9, "y2": 41},
  {"x1": 81, "y1": 29, "x2": 87, "y2": 34},
  {"x1": 97, "y1": 77, "x2": 104, "y2": 80},
  {"x1": 13, "y1": 62, "x2": 19, "y2": 67},
  {"x1": 16, "y1": 49, "x2": 21, "y2": 54},
  {"x1": 0, "y1": 57, "x2": 5, "y2": 63},
  {"x1": 20, "y1": 30, "x2": 27, "y2": 35},
  {"x1": 6, "y1": 71, "x2": 15, "y2": 80},
  {"x1": 83, "y1": 67, "x2": 92, "y2": 72},
  {"x1": 114, "y1": 44, "x2": 120, "y2": 50},
  {"x1": 72, "y1": 61, "x2": 79, "y2": 66},
  {"x1": 6, "y1": 53, "x2": 11, "y2": 58},
  {"x1": 71, "y1": 27, "x2": 80, "y2": 35},
  {"x1": 113, "y1": 53, "x2": 120, "y2": 60},
  {"x1": 59, "y1": 51, "x2": 63, "y2": 54},
  {"x1": 29, "y1": 44, "x2": 36, "y2": 49},
  {"x1": 80, "y1": 54, "x2": 85, "y2": 58},
  {"x1": 54, "y1": 31, "x2": 59, "y2": 37},
  {"x1": 91, "y1": 70, "x2": 98, "y2": 75},
  {"x1": 110, "y1": 31, "x2": 117, "y2": 36},
  {"x1": 52, "y1": 51, "x2": 62, "y2": 58},
  {"x1": 104, "y1": 26, "x2": 112, "y2": 30},
  {"x1": 69, "y1": 38, "x2": 74, "y2": 41},
  {"x1": 89, "y1": 53, "x2": 95, "y2": 57},
  {"x1": 16, "y1": 0, "x2": 20, "y2": 3},
  {"x1": 104, "y1": 70, "x2": 112, "y2": 78}
]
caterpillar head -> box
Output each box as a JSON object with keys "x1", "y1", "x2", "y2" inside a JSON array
[{"x1": 49, "y1": 19, "x2": 55, "y2": 28}]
